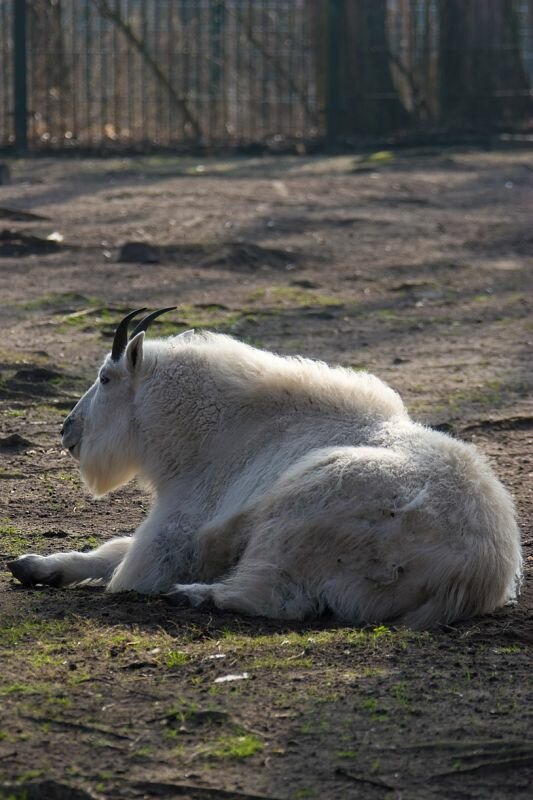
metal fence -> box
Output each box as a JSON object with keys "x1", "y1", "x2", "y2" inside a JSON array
[
  {"x1": 1, "y1": 0, "x2": 532, "y2": 153},
  {"x1": 0, "y1": 0, "x2": 318, "y2": 151}
]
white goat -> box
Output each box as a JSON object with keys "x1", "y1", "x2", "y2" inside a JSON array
[{"x1": 7, "y1": 308, "x2": 522, "y2": 628}]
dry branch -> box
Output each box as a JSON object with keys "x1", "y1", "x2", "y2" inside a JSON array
[
  {"x1": 387, "y1": 48, "x2": 427, "y2": 115},
  {"x1": 428, "y1": 754, "x2": 533, "y2": 779},
  {"x1": 335, "y1": 767, "x2": 398, "y2": 791},
  {"x1": 91, "y1": 0, "x2": 202, "y2": 139},
  {"x1": 220, "y1": 1, "x2": 318, "y2": 125},
  {"x1": 20, "y1": 714, "x2": 133, "y2": 740}
]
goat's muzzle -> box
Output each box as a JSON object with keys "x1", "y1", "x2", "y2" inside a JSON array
[{"x1": 61, "y1": 414, "x2": 82, "y2": 459}]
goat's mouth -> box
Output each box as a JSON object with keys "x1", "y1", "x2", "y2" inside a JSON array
[{"x1": 65, "y1": 441, "x2": 81, "y2": 460}]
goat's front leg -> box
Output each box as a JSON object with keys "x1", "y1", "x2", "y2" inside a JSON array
[
  {"x1": 107, "y1": 512, "x2": 199, "y2": 595},
  {"x1": 7, "y1": 536, "x2": 131, "y2": 588}
]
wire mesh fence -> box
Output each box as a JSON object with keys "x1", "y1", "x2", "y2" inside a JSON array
[
  {"x1": 0, "y1": 0, "x2": 318, "y2": 151},
  {"x1": 0, "y1": 0, "x2": 532, "y2": 153},
  {"x1": 0, "y1": 1, "x2": 14, "y2": 147}
]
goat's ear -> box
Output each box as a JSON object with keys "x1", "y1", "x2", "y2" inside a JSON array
[
  {"x1": 125, "y1": 331, "x2": 145, "y2": 373},
  {"x1": 177, "y1": 329, "x2": 195, "y2": 342}
]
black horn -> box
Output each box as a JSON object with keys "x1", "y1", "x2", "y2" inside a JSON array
[
  {"x1": 111, "y1": 308, "x2": 147, "y2": 361},
  {"x1": 129, "y1": 307, "x2": 177, "y2": 339}
]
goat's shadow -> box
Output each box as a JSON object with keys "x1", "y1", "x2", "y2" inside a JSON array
[
  {"x1": 5, "y1": 577, "x2": 527, "y2": 645},
  {"x1": 5, "y1": 579, "x2": 345, "y2": 640}
]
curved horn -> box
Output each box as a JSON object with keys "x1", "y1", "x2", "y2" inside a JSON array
[
  {"x1": 111, "y1": 308, "x2": 147, "y2": 361},
  {"x1": 129, "y1": 306, "x2": 177, "y2": 339}
]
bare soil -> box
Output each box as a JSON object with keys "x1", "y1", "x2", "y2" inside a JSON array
[{"x1": 0, "y1": 149, "x2": 532, "y2": 800}]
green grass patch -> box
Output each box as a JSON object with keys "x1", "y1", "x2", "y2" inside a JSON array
[
  {"x1": 207, "y1": 733, "x2": 263, "y2": 760},
  {"x1": 157, "y1": 304, "x2": 246, "y2": 335},
  {"x1": 58, "y1": 303, "x2": 251, "y2": 339},
  {"x1": 166, "y1": 650, "x2": 190, "y2": 668},
  {"x1": 55, "y1": 470, "x2": 78, "y2": 483},
  {"x1": 390, "y1": 681, "x2": 410, "y2": 707},
  {"x1": 346, "y1": 363, "x2": 368, "y2": 372},
  {"x1": 79, "y1": 535, "x2": 99, "y2": 550},
  {"x1": 0, "y1": 618, "x2": 174, "y2": 660},
  {"x1": 21, "y1": 293, "x2": 100, "y2": 313},
  {"x1": 361, "y1": 697, "x2": 389, "y2": 721},
  {"x1": 133, "y1": 745, "x2": 155, "y2": 759},
  {"x1": 494, "y1": 645, "x2": 522, "y2": 655},
  {"x1": 0, "y1": 467, "x2": 25, "y2": 479},
  {"x1": 336, "y1": 750, "x2": 358, "y2": 759},
  {"x1": 220, "y1": 625, "x2": 413, "y2": 653},
  {"x1": 37, "y1": 403, "x2": 69, "y2": 416},
  {"x1": 27, "y1": 652, "x2": 64, "y2": 669},
  {"x1": 0, "y1": 518, "x2": 28, "y2": 557},
  {"x1": 59, "y1": 306, "x2": 117, "y2": 329},
  {"x1": 0, "y1": 682, "x2": 42, "y2": 697},
  {"x1": 445, "y1": 379, "x2": 504, "y2": 411},
  {"x1": 376, "y1": 308, "x2": 398, "y2": 321},
  {"x1": 0, "y1": 619, "x2": 72, "y2": 649},
  {"x1": 248, "y1": 285, "x2": 342, "y2": 308},
  {"x1": 13, "y1": 769, "x2": 44, "y2": 783}
]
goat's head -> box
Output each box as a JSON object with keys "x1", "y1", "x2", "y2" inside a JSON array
[{"x1": 61, "y1": 307, "x2": 175, "y2": 496}]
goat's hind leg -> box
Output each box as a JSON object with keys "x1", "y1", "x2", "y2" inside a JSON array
[
  {"x1": 167, "y1": 445, "x2": 416, "y2": 622},
  {"x1": 167, "y1": 570, "x2": 302, "y2": 618},
  {"x1": 7, "y1": 536, "x2": 131, "y2": 588}
]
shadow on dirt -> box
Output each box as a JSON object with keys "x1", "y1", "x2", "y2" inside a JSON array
[
  {"x1": 118, "y1": 240, "x2": 307, "y2": 272},
  {"x1": 5, "y1": 577, "x2": 531, "y2": 647},
  {"x1": 0, "y1": 229, "x2": 63, "y2": 257},
  {"x1": 0, "y1": 361, "x2": 81, "y2": 405}
]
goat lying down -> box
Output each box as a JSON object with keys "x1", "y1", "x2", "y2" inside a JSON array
[{"x1": 8, "y1": 308, "x2": 522, "y2": 628}]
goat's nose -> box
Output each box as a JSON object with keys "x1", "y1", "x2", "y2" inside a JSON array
[{"x1": 61, "y1": 416, "x2": 71, "y2": 438}]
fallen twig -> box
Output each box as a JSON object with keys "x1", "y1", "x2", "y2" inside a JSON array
[
  {"x1": 427, "y1": 754, "x2": 533, "y2": 780},
  {"x1": 0, "y1": 207, "x2": 50, "y2": 221},
  {"x1": 20, "y1": 714, "x2": 132, "y2": 741},
  {"x1": 335, "y1": 767, "x2": 398, "y2": 791},
  {"x1": 387, "y1": 739, "x2": 533, "y2": 754},
  {"x1": 461, "y1": 416, "x2": 533, "y2": 433}
]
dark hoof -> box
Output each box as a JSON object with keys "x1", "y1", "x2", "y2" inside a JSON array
[
  {"x1": 6, "y1": 558, "x2": 36, "y2": 587},
  {"x1": 6, "y1": 558, "x2": 62, "y2": 588},
  {"x1": 163, "y1": 590, "x2": 193, "y2": 608},
  {"x1": 164, "y1": 590, "x2": 214, "y2": 612}
]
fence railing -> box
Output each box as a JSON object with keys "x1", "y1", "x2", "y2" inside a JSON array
[{"x1": 1, "y1": 0, "x2": 532, "y2": 153}]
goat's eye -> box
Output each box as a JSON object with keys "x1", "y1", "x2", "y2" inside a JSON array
[{"x1": 100, "y1": 375, "x2": 110, "y2": 385}]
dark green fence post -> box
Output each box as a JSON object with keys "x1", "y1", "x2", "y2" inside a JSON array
[
  {"x1": 13, "y1": 0, "x2": 28, "y2": 153},
  {"x1": 326, "y1": 0, "x2": 341, "y2": 148}
]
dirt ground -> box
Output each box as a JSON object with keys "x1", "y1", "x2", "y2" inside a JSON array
[{"x1": 0, "y1": 149, "x2": 532, "y2": 800}]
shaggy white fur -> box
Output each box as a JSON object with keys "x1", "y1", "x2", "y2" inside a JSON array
[{"x1": 8, "y1": 331, "x2": 522, "y2": 629}]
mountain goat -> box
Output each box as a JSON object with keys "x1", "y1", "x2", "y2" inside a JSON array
[{"x1": 7, "y1": 308, "x2": 522, "y2": 628}]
